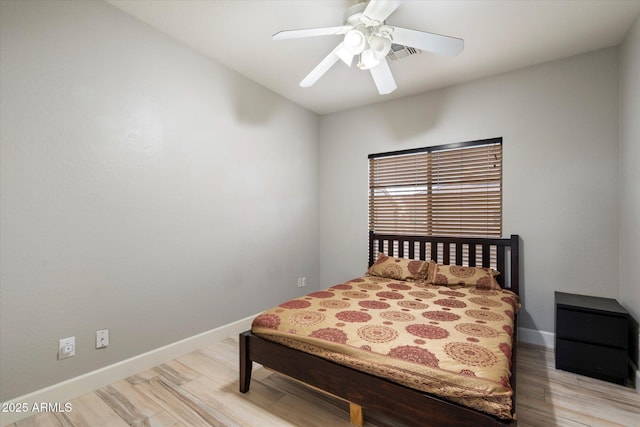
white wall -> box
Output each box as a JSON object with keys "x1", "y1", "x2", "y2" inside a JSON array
[
  {"x1": 319, "y1": 48, "x2": 620, "y2": 336},
  {"x1": 619, "y1": 11, "x2": 640, "y2": 325},
  {"x1": 0, "y1": 0, "x2": 319, "y2": 401}
]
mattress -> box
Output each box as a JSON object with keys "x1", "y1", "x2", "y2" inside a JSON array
[{"x1": 251, "y1": 275, "x2": 519, "y2": 419}]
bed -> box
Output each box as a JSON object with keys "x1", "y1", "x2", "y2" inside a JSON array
[{"x1": 240, "y1": 232, "x2": 520, "y2": 427}]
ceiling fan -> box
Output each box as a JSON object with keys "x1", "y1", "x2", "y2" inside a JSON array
[{"x1": 273, "y1": 0, "x2": 464, "y2": 95}]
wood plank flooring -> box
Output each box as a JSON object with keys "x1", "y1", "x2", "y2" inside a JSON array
[{"x1": 8, "y1": 339, "x2": 639, "y2": 427}]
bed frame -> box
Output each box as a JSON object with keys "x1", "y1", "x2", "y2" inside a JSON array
[{"x1": 240, "y1": 232, "x2": 520, "y2": 427}]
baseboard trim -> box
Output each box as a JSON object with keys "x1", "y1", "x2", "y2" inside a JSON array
[
  {"x1": 518, "y1": 327, "x2": 555, "y2": 348},
  {"x1": 0, "y1": 314, "x2": 257, "y2": 426}
]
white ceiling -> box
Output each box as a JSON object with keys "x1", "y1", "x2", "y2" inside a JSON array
[{"x1": 107, "y1": 0, "x2": 640, "y2": 115}]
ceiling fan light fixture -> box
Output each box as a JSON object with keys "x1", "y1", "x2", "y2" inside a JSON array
[
  {"x1": 358, "y1": 48, "x2": 380, "y2": 70},
  {"x1": 369, "y1": 34, "x2": 391, "y2": 59},
  {"x1": 344, "y1": 29, "x2": 367, "y2": 54}
]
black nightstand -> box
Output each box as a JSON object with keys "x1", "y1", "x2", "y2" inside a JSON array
[{"x1": 555, "y1": 291, "x2": 630, "y2": 385}]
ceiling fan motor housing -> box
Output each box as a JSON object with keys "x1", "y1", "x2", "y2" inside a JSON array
[{"x1": 343, "y1": 3, "x2": 369, "y2": 26}]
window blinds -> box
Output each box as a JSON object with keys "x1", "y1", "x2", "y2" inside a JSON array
[{"x1": 369, "y1": 139, "x2": 502, "y2": 238}]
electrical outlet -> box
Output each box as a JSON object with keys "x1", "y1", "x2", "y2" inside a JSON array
[
  {"x1": 58, "y1": 337, "x2": 75, "y2": 360},
  {"x1": 297, "y1": 277, "x2": 307, "y2": 288},
  {"x1": 96, "y1": 329, "x2": 109, "y2": 349}
]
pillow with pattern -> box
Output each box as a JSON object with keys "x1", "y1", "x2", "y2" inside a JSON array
[
  {"x1": 367, "y1": 253, "x2": 431, "y2": 281},
  {"x1": 428, "y1": 264, "x2": 501, "y2": 290}
]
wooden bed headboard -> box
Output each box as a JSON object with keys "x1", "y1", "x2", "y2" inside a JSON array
[{"x1": 368, "y1": 231, "x2": 520, "y2": 295}]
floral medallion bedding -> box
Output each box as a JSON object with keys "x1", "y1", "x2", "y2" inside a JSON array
[{"x1": 251, "y1": 275, "x2": 519, "y2": 419}]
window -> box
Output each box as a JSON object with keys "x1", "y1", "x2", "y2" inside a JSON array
[{"x1": 368, "y1": 138, "x2": 502, "y2": 238}]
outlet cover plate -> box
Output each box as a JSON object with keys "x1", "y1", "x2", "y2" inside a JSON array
[
  {"x1": 58, "y1": 336, "x2": 75, "y2": 360},
  {"x1": 96, "y1": 329, "x2": 109, "y2": 349}
]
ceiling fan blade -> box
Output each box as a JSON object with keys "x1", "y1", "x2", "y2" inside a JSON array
[
  {"x1": 363, "y1": 0, "x2": 402, "y2": 23},
  {"x1": 335, "y1": 44, "x2": 354, "y2": 66},
  {"x1": 300, "y1": 43, "x2": 345, "y2": 87},
  {"x1": 369, "y1": 58, "x2": 397, "y2": 94},
  {"x1": 390, "y1": 26, "x2": 464, "y2": 56},
  {"x1": 273, "y1": 26, "x2": 352, "y2": 40}
]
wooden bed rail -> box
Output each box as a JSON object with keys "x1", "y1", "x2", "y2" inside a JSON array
[{"x1": 368, "y1": 231, "x2": 520, "y2": 294}]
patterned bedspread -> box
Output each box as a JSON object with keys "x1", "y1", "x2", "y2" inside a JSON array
[{"x1": 251, "y1": 275, "x2": 519, "y2": 419}]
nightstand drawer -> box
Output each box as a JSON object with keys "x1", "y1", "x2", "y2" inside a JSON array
[
  {"x1": 556, "y1": 338, "x2": 628, "y2": 384},
  {"x1": 556, "y1": 308, "x2": 628, "y2": 348}
]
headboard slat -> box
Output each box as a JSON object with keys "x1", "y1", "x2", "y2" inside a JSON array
[
  {"x1": 497, "y1": 245, "x2": 506, "y2": 286},
  {"x1": 455, "y1": 244, "x2": 463, "y2": 265},
  {"x1": 482, "y1": 244, "x2": 491, "y2": 267},
  {"x1": 469, "y1": 244, "x2": 477, "y2": 265}
]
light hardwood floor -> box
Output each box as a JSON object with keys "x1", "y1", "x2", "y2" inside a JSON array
[{"x1": 8, "y1": 339, "x2": 640, "y2": 427}]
